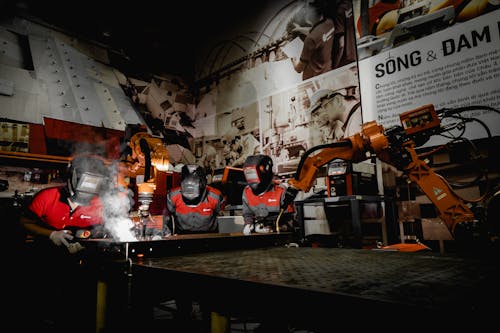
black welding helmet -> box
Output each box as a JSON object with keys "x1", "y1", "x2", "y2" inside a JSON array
[
  {"x1": 181, "y1": 164, "x2": 207, "y2": 205},
  {"x1": 67, "y1": 154, "x2": 109, "y2": 206},
  {"x1": 243, "y1": 154, "x2": 274, "y2": 196}
]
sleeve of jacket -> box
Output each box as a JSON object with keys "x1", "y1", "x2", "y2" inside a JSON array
[
  {"x1": 207, "y1": 186, "x2": 226, "y2": 214},
  {"x1": 163, "y1": 191, "x2": 176, "y2": 235},
  {"x1": 241, "y1": 187, "x2": 254, "y2": 225}
]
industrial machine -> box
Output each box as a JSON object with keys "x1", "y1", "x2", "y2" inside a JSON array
[
  {"x1": 120, "y1": 131, "x2": 171, "y2": 181},
  {"x1": 326, "y1": 159, "x2": 378, "y2": 197},
  {"x1": 119, "y1": 130, "x2": 179, "y2": 217},
  {"x1": 284, "y1": 104, "x2": 499, "y2": 241},
  {"x1": 210, "y1": 166, "x2": 246, "y2": 206}
]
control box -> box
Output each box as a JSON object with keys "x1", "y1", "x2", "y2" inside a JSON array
[{"x1": 326, "y1": 159, "x2": 378, "y2": 197}]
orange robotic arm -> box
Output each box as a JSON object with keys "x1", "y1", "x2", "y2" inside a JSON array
[
  {"x1": 288, "y1": 132, "x2": 371, "y2": 193},
  {"x1": 286, "y1": 105, "x2": 475, "y2": 235},
  {"x1": 362, "y1": 119, "x2": 474, "y2": 233},
  {"x1": 120, "y1": 132, "x2": 170, "y2": 181},
  {"x1": 398, "y1": 141, "x2": 473, "y2": 232}
]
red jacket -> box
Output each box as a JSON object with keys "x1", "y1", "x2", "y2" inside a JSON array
[{"x1": 28, "y1": 186, "x2": 103, "y2": 230}]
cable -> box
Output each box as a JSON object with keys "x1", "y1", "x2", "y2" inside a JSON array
[
  {"x1": 435, "y1": 172, "x2": 490, "y2": 203},
  {"x1": 437, "y1": 105, "x2": 500, "y2": 117},
  {"x1": 275, "y1": 208, "x2": 285, "y2": 234},
  {"x1": 437, "y1": 105, "x2": 498, "y2": 140},
  {"x1": 294, "y1": 140, "x2": 352, "y2": 180},
  {"x1": 450, "y1": 115, "x2": 492, "y2": 138},
  {"x1": 438, "y1": 119, "x2": 466, "y2": 139},
  {"x1": 417, "y1": 144, "x2": 447, "y2": 158}
]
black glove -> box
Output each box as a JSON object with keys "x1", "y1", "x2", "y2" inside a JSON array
[{"x1": 281, "y1": 186, "x2": 299, "y2": 210}]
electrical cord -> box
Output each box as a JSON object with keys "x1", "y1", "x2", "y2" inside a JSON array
[
  {"x1": 418, "y1": 105, "x2": 498, "y2": 202},
  {"x1": 437, "y1": 105, "x2": 500, "y2": 117}
]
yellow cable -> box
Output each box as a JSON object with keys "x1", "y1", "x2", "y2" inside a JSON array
[{"x1": 275, "y1": 208, "x2": 284, "y2": 234}]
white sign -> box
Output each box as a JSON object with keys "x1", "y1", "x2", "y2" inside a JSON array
[{"x1": 358, "y1": 10, "x2": 500, "y2": 145}]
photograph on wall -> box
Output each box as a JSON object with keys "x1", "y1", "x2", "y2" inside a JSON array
[
  {"x1": 125, "y1": 75, "x2": 198, "y2": 151},
  {"x1": 190, "y1": 0, "x2": 362, "y2": 178},
  {"x1": 353, "y1": 0, "x2": 500, "y2": 61},
  {"x1": 283, "y1": 0, "x2": 357, "y2": 81},
  {"x1": 198, "y1": 0, "x2": 358, "y2": 103},
  {"x1": 260, "y1": 65, "x2": 362, "y2": 176},
  {"x1": 193, "y1": 101, "x2": 261, "y2": 172}
]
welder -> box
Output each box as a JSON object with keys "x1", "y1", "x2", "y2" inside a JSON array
[
  {"x1": 242, "y1": 154, "x2": 295, "y2": 235},
  {"x1": 163, "y1": 164, "x2": 227, "y2": 330},
  {"x1": 164, "y1": 164, "x2": 226, "y2": 235},
  {"x1": 18, "y1": 153, "x2": 111, "y2": 332}
]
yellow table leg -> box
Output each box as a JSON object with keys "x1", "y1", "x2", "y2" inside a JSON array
[
  {"x1": 211, "y1": 311, "x2": 229, "y2": 333},
  {"x1": 95, "y1": 280, "x2": 107, "y2": 333}
]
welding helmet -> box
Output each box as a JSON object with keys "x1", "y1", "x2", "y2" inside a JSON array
[
  {"x1": 243, "y1": 154, "x2": 274, "y2": 196},
  {"x1": 67, "y1": 154, "x2": 109, "y2": 206},
  {"x1": 180, "y1": 164, "x2": 207, "y2": 205}
]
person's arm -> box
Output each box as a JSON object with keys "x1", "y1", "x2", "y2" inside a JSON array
[
  {"x1": 233, "y1": 136, "x2": 260, "y2": 166},
  {"x1": 162, "y1": 214, "x2": 174, "y2": 236},
  {"x1": 291, "y1": 30, "x2": 315, "y2": 74},
  {"x1": 164, "y1": 192, "x2": 176, "y2": 236},
  {"x1": 332, "y1": 34, "x2": 345, "y2": 69},
  {"x1": 20, "y1": 214, "x2": 53, "y2": 238},
  {"x1": 290, "y1": 22, "x2": 312, "y2": 40},
  {"x1": 241, "y1": 189, "x2": 255, "y2": 235},
  {"x1": 291, "y1": 57, "x2": 307, "y2": 74},
  {"x1": 20, "y1": 212, "x2": 74, "y2": 247},
  {"x1": 216, "y1": 192, "x2": 227, "y2": 213}
]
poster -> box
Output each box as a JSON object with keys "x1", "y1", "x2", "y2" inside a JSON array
[
  {"x1": 260, "y1": 66, "x2": 360, "y2": 176},
  {"x1": 192, "y1": 0, "x2": 361, "y2": 173},
  {"x1": 357, "y1": 7, "x2": 500, "y2": 145}
]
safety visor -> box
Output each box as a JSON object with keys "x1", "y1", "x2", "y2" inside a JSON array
[
  {"x1": 71, "y1": 172, "x2": 106, "y2": 205},
  {"x1": 181, "y1": 176, "x2": 201, "y2": 200},
  {"x1": 76, "y1": 172, "x2": 106, "y2": 195},
  {"x1": 243, "y1": 165, "x2": 261, "y2": 184}
]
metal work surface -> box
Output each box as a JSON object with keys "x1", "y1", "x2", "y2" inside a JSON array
[
  {"x1": 81, "y1": 232, "x2": 296, "y2": 260},
  {"x1": 133, "y1": 247, "x2": 500, "y2": 320}
]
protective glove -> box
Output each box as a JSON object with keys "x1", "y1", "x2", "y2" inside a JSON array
[
  {"x1": 49, "y1": 230, "x2": 73, "y2": 247},
  {"x1": 281, "y1": 186, "x2": 299, "y2": 210},
  {"x1": 146, "y1": 227, "x2": 163, "y2": 240},
  {"x1": 243, "y1": 224, "x2": 254, "y2": 235},
  {"x1": 255, "y1": 223, "x2": 272, "y2": 234},
  {"x1": 67, "y1": 241, "x2": 85, "y2": 254}
]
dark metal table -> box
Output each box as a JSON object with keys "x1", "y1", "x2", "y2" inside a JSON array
[
  {"x1": 81, "y1": 231, "x2": 296, "y2": 260},
  {"x1": 132, "y1": 246, "x2": 500, "y2": 329},
  {"x1": 80, "y1": 232, "x2": 297, "y2": 331}
]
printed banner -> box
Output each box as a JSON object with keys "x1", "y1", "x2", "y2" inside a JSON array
[{"x1": 358, "y1": 9, "x2": 500, "y2": 145}]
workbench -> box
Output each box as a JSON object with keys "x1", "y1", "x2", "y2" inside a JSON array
[
  {"x1": 80, "y1": 232, "x2": 297, "y2": 331},
  {"x1": 130, "y1": 246, "x2": 500, "y2": 330}
]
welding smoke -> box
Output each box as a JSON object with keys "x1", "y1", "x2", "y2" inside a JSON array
[{"x1": 101, "y1": 161, "x2": 136, "y2": 241}]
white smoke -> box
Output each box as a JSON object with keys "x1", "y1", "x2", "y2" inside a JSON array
[
  {"x1": 70, "y1": 153, "x2": 140, "y2": 241},
  {"x1": 101, "y1": 161, "x2": 137, "y2": 241},
  {"x1": 101, "y1": 190, "x2": 137, "y2": 241}
]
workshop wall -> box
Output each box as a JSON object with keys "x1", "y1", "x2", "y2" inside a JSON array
[
  {"x1": 0, "y1": 19, "x2": 142, "y2": 133},
  {"x1": 188, "y1": 0, "x2": 362, "y2": 184}
]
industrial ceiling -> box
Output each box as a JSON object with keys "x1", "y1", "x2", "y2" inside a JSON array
[{"x1": 1, "y1": 0, "x2": 258, "y2": 82}]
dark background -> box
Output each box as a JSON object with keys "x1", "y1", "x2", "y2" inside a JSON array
[{"x1": 0, "y1": 0, "x2": 268, "y2": 82}]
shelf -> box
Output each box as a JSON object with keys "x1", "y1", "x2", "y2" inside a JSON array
[
  {"x1": 0, "y1": 151, "x2": 71, "y2": 164},
  {"x1": 295, "y1": 195, "x2": 390, "y2": 248}
]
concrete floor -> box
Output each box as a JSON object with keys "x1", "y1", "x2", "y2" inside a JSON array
[{"x1": 151, "y1": 300, "x2": 312, "y2": 333}]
